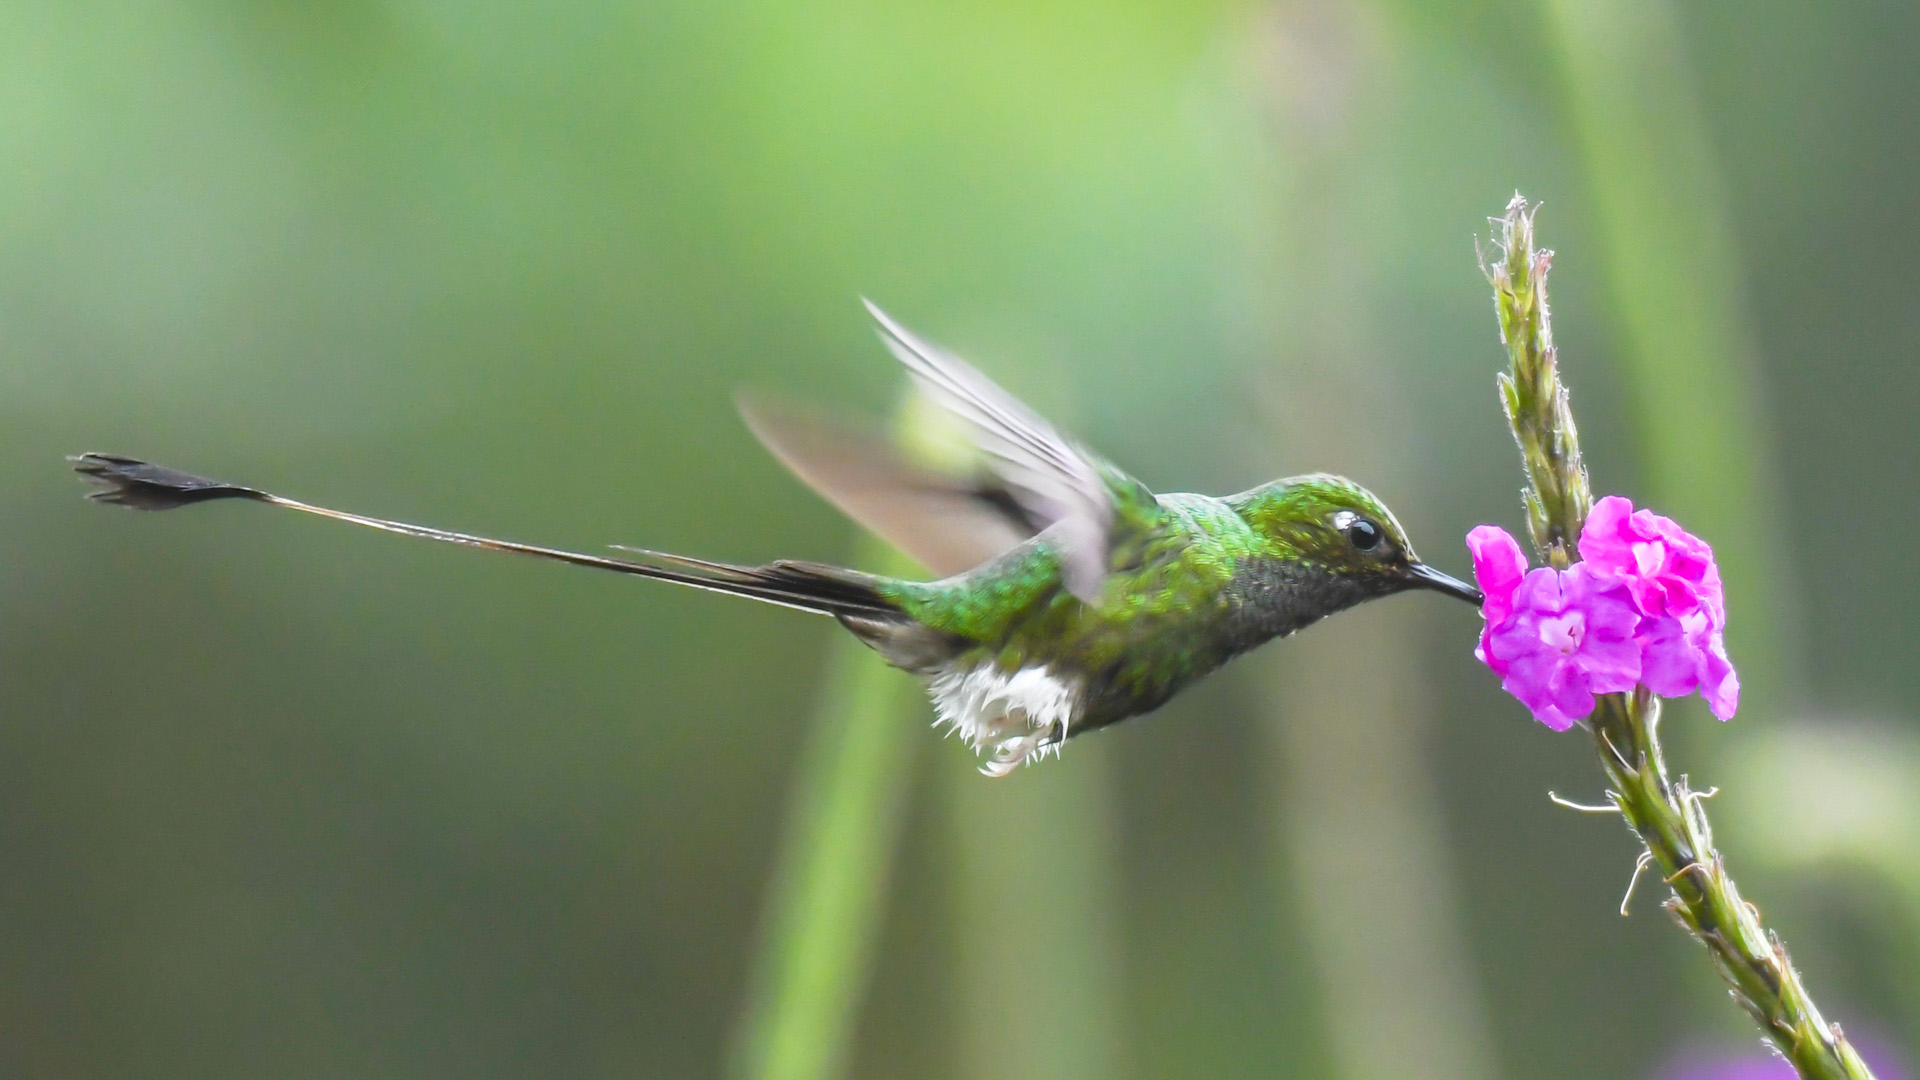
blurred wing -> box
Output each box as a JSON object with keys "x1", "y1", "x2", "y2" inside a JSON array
[
  {"x1": 862, "y1": 300, "x2": 1159, "y2": 604},
  {"x1": 738, "y1": 393, "x2": 1034, "y2": 577}
]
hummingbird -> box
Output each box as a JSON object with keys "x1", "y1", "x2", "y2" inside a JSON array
[{"x1": 72, "y1": 301, "x2": 1480, "y2": 776}]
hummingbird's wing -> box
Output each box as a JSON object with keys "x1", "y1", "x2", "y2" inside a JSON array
[
  {"x1": 862, "y1": 300, "x2": 1164, "y2": 604},
  {"x1": 737, "y1": 393, "x2": 1034, "y2": 577}
]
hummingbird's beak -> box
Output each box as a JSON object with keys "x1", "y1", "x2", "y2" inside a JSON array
[{"x1": 1406, "y1": 562, "x2": 1484, "y2": 605}]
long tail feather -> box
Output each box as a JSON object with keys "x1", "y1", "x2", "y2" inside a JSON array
[{"x1": 69, "y1": 453, "x2": 902, "y2": 619}]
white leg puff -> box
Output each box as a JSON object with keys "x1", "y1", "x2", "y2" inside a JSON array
[{"x1": 927, "y1": 663, "x2": 1081, "y2": 777}]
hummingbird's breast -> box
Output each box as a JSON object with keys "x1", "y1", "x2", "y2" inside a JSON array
[{"x1": 1061, "y1": 554, "x2": 1370, "y2": 734}]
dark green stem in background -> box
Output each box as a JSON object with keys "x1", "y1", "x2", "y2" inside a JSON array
[
  {"x1": 727, "y1": 542, "x2": 924, "y2": 1080},
  {"x1": 1487, "y1": 197, "x2": 1876, "y2": 1080},
  {"x1": 1538, "y1": 0, "x2": 1798, "y2": 707}
]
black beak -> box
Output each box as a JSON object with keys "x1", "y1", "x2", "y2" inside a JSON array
[{"x1": 1407, "y1": 562, "x2": 1483, "y2": 605}]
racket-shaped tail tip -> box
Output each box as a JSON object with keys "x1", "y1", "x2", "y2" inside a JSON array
[{"x1": 69, "y1": 453, "x2": 263, "y2": 511}]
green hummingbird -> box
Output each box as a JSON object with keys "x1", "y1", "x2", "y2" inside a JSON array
[{"x1": 72, "y1": 301, "x2": 1479, "y2": 775}]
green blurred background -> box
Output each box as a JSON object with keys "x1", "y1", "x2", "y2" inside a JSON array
[{"x1": 4, "y1": 0, "x2": 1916, "y2": 1077}]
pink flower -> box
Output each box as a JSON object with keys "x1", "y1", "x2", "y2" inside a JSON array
[
  {"x1": 1481, "y1": 561, "x2": 1642, "y2": 730},
  {"x1": 1467, "y1": 525, "x2": 1528, "y2": 671},
  {"x1": 1466, "y1": 497, "x2": 1740, "y2": 727},
  {"x1": 1641, "y1": 612, "x2": 1740, "y2": 719},
  {"x1": 1577, "y1": 495, "x2": 1738, "y2": 719},
  {"x1": 1579, "y1": 495, "x2": 1726, "y2": 624}
]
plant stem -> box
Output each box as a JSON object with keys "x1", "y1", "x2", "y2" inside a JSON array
[
  {"x1": 943, "y1": 742, "x2": 1125, "y2": 1080},
  {"x1": 727, "y1": 542, "x2": 925, "y2": 1080},
  {"x1": 1248, "y1": 16, "x2": 1503, "y2": 1068},
  {"x1": 1486, "y1": 196, "x2": 1876, "y2": 1080}
]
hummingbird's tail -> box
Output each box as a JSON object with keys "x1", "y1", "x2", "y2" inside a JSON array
[{"x1": 69, "y1": 453, "x2": 907, "y2": 621}]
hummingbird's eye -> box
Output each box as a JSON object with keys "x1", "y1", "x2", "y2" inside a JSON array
[{"x1": 1345, "y1": 518, "x2": 1382, "y2": 552}]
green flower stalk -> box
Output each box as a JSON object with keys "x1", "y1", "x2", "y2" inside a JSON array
[
  {"x1": 1483, "y1": 195, "x2": 1877, "y2": 1080},
  {"x1": 1489, "y1": 207, "x2": 1589, "y2": 572}
]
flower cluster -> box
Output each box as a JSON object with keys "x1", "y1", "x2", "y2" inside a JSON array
[{"x1": 1468, "y1": 495, "x2": 1738, "y2": 730}]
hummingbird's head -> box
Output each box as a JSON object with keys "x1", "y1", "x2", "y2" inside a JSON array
[{"x1": 1229, "y1": 474, "x2": 1482, "y2": 605}]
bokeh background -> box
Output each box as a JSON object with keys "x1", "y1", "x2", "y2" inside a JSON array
[{"x1": 3, "y1": 1, "x2": 1915, "y2": 1077}]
